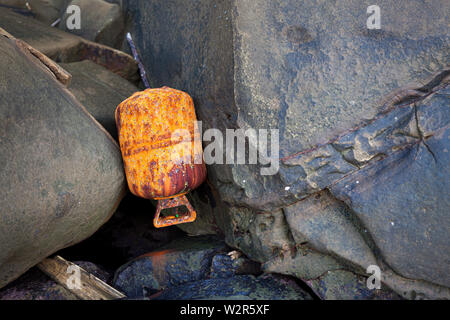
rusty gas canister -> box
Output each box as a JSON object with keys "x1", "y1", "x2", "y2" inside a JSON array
[{"x1": 115, "y1": 86, "x2": 206, "y2": 228}]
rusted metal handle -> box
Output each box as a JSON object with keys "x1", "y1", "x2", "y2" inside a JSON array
[{"x1": 153, "y1": 194, "x2": 197, "y2": 228}]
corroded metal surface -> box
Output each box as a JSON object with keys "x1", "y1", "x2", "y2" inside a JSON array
[
  {"x1": 153, "y1": 194, "x2": 197, "y2": 228},
  {"x1": 116, "y1": 86, "x2": 206, "y2": 227}
]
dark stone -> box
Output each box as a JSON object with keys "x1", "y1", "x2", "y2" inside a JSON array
[
  {"x1": 152, "y1": 274, "x2": 312, "y2": 300},
  {"x1": 307, "y1": 270, "x2": 402, "y2": 300},
  {"x1": 1, "y1": 5, "x2": 81, "y2": 59},
  {"x1": 112, "y1": 236, "x2": 227, "y2": 298},
  {"x1": 210, "y1": 253, "x2": 261, "y2": 279},
  {"x1": 59, "y1": 0, "x2": 125, "y2": 48},
  {"x1": 330, "y1": 89, "x2": 450, "y2": 288},
  {"x1": 61, "y1": 60, "x2": 138, "y2": 139},
  {"x1": 170, "y1": 185, "x2": 227, "y2": 237},
  {"x1": 209, "y1": 254, "x2": 235, "y2": 279},
  {"x1": 0, "y1": 267, "x2": 78, "y2": 300},
  {"x1": 0, "y1": 33, "x2": 125, "y2": 288},
  {"x1": 118, "y1": 0, "x2": 236, "y2": 131},
  {"x1": 0, "y1": 0, "x2": 66, "y2": 25},
  {"x1": 263, "y1": 248, "x2": 402, "y2": 300},
  {"x1": 0, "y1": 6, "x2": 139, "y2": 82},
  {"x1": 263, "y1": 245, "x2": 347, "y2": 281},
  {"x1": 118, "y1": 0, "x2": 450, "y2": 299},
  {"x1": 283, "y1": 190, "x2": 378, "y2": 274}
]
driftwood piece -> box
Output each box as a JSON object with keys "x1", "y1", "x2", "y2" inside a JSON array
[
  {"x1": 16, "y1": 39, "x2": 72, "y2": 86},
  {"x1": 0, "y1": 26, "x2": 72, "y2": 86},
  {"x1": 37, "y1": 256, "x2": 126, "y2": 300}
]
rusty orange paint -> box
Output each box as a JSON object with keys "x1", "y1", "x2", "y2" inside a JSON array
[{"x1": 115, "y1": 86, "x2": 206, "y2": 227}]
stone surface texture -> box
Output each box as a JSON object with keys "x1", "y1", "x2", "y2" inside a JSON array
[
  {"x1": 0, "y1": 33, "x2": 126, "y2": 288},
  {"x1": 119, "y1": 0, "x2": 450, "y2": 299}
]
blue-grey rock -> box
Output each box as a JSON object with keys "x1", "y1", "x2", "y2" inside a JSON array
[
  {"x1": 112, "y1": 236, "x2": 227, "y2": 298},
  {"x1": 330, "y1": 90, "x2": 450, "y2": 288},
  {"x1": 152, "y1": 274, "x2": 312, "y2": 300},
  {"x1": 209, "y1": 254, "x2": 235, "y2": 279},
  {"x1": 210, "y1": 254, "x2": 261, "y2": 279}
]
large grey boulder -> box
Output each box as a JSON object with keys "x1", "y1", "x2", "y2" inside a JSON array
[
  {"x1": 120, "y1": 0, "x2": 450, "y2": 299},
  {"x1": 0, "y1": 32, "x2": 126, "y2": 288}
]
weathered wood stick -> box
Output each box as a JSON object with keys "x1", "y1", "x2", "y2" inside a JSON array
[
  {"x1": 0, "y1": 27, "x2": 72, "y2": 86},
  {"x1": 37, "y1": 255, "x2": 126, "y2": 300}
]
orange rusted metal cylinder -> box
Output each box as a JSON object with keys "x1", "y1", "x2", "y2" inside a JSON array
[{"x1": 115, "y1": 86, "x2": 206, "y2": 228}]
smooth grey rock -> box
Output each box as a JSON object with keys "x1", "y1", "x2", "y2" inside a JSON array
[
  {"x1": 307, "y1": 270, "x2": 402, "y2": 300},
  {"x1": 61, "y1": 60, "x2": 138, "y2": 139},
  {"x1": 0, "y1": 34, "x2": 126, "y2": 288},
  {"x1": 0, "y1": 1, "x2": 66, "y2": 25},
  {"x1": 263, "y1": 246, "x2": 346, "y2": 281},
  {"x1": 59, "y1": 0, "x2": 124, "y2": 48},
  {"x1": 284, "y1": 190, "x2": 378, "y2": 273},
  {"x1": 120, "y1": 0, "x2": 449, "y2": 209},
  {"x1": 0, "y1": 6, "x2": 138, "y2": 82},
  {"x1": 1, "y1": 5, "x2": 81, "y2": 59}
]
